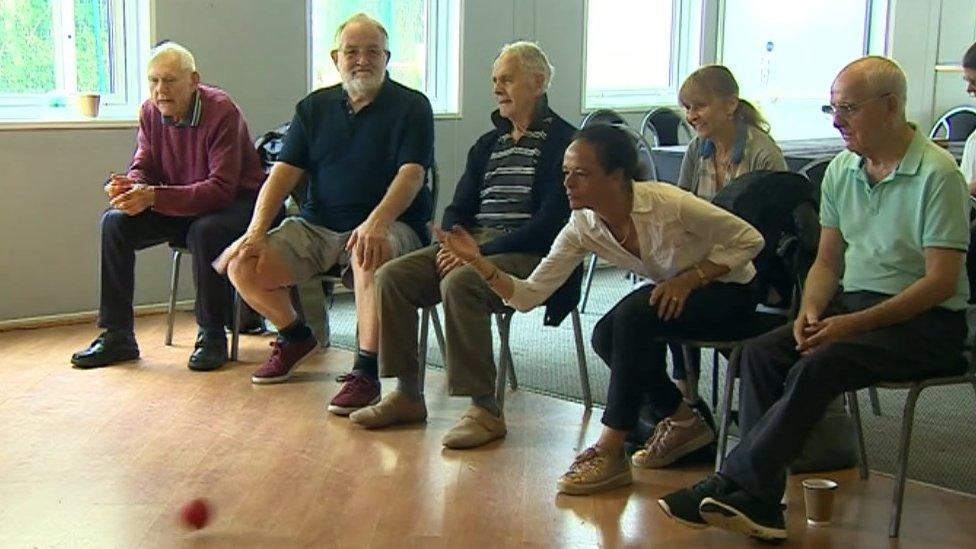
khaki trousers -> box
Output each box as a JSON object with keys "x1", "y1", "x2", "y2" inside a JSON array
[{"x1": 375, "y1": 228, "x2": 540, "y2": 396}]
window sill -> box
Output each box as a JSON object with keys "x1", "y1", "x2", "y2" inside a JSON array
[{"x1": 0, "y1": 116, "x2": 138, "y2": 131}]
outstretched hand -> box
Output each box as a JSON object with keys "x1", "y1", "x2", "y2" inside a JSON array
[{"x1": 433, "y1": 225, "x2": 481, "y2": 265}]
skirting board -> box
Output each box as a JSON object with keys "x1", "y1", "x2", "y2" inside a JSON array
[{"x1": 0, "y1": 300, "x2": 194, "y2": 332}]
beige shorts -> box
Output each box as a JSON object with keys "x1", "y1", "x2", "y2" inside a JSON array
[{"x1": 267, "y1": 216, "x2": 422, "y2": 287}]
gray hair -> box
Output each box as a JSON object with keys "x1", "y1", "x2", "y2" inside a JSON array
[
  {"x1": 843, "y1": 55, "x2": 908, "y2": 105},
  {"x1": 498, "y1": 41, "x2": 554, "y2": 91},
  {"x1": 148, "y1": 42, "x2": 196, "y2": 73},
  {"x1": 334, "y1": 13, "x2": 389, "y2": 50}
]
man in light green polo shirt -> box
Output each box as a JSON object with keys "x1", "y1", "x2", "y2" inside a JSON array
[{"x1": 660, "y1": 56, "x2": 970, "y2": 542}]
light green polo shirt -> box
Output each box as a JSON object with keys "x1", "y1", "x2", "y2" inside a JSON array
[{"x1": 820, "y1": 126, "x2": 970, "y2": 310}]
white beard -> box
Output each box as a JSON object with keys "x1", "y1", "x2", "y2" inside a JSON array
[{"x1": 341, "y1": 70, "x2": 384, "y2": 97}]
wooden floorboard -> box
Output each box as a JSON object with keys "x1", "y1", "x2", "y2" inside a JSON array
[{"x1": 1, "y1": 313, "x2": 974, "y2": 548}]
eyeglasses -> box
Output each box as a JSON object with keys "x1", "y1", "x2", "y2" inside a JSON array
[
  {"x1": 821, "y1": 94, "x2": 891, "y2": 117},
  {"x1": 334, "y1": 47, "x2": 389, "y2": 61}
]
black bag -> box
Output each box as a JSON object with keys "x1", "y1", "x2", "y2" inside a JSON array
[{"x1": 712, "y1": 170, "x2": 819, "y2": 309}]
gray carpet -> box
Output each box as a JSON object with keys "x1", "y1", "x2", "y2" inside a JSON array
[{"x1": 322, "y1": 268, "x2": 976, "y2": 495}]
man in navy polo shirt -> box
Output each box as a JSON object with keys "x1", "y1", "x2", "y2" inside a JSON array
[{"x1": 218, "y1": 13, "x2": 434, "y2": 386}]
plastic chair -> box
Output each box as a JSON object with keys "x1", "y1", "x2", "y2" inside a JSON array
[
  {"x1": 928, "y1": 105, "x2": 976, "y2": 141},
  {"x1": 846, "y1": 354, "x2": 976, "y2": 537},
  {"x1": 164, "y1": 246, "x2": 241, "y2": 361},
  {"x1": 641, "y1": 106, "x2": 693, "y2": 147},
  {"x1": 418, "y1": 304, "x2": 591, "y2": 410},
  {"x1": 580, "y1": 108, "x2": 627, "y2": 128}
]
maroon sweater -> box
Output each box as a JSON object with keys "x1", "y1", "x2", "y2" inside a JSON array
[{"x1": 127, "y1": 84, "x2": 265, "y2": 217}]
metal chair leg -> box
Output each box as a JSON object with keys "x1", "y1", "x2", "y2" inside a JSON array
[
  {"x1": 430, "y1": 306, "x2": 446, "y2": 358},
  {"x1": 711, "y1": 350, "x2": 720, "y2": 410},
  {"x1": 494, "y1": 313, "x2": 510, "y2": 410},
  {"x1": 571, "y1": 308, "x2": 592, "y2": 409},
  {"x1": 848, "y1": 391, "x2": 869, "y2": 480},
  {"x1": 889, "y1": 386, "x2": 921, "y2": 538},
  {"x1": 230, "y1": 291, "x2": 240, "y2": 361},
  {"x1": 165, "y1": 249, "x2": 182, "y2": 346},
  {"x1": 499, "y1": 312, "x2": 517, "y2": 390},
  {"x1": 869, "y1": 386, "x2": 882, "y2": 416},
  {"x1": 418, "y1": 307, "x2": 430, "y2": 390},
  {"x1": 682, "y1": 345, "x2": 701, "y2": 404},
  {"x1": 579, "y1": 253, "x2": 599, "y2": 314},
  {"x1": 715, "y1": 346, "x2": 739, "y2": 472}
]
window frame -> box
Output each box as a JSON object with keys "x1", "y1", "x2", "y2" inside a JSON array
[
  {"x1": 0, "y1": 0, "x2": 150, "y2": 123},
  {"x1": 306, "y1": 0, "x2": 462, "y2": 117},
  {"x1": 581, "y1": 0, "x2": 704, "y2": 113}
]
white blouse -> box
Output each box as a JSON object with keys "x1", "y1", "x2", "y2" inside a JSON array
[
  {"x1": 506, "y1": 182, "x2": 765, "y2": 312},
  {"x1": 962, "y1": 130, "x2": 976, "y2": 184}
]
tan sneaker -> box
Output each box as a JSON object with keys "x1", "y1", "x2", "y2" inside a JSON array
[
  {"x1": 442, "y1": 406, "x2": 507, "y2": 449},
  {"x1": 631, "y1": 415, "x2": 714, "y2": 469},
  {"x1": 349, "y1": 391, "x2": 427, "y2": 429},
  {"x1": 556, "y1": 446, "x2": 632, "y2": 495}
]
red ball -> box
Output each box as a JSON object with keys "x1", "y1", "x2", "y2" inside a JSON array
[{"x1": 179, "y1": 498, "x2": 211, "y2": 530}]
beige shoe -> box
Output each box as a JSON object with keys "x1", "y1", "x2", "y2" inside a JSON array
[
  {"x1": 631, "y1": 415, "x2": 714, "y2": 469},
  {"x1": 556, "y1": 446, "x2": 632, "y2": 495},
  {"x1": 442, "y1": 406, "x2": 507, "y2": 449},
  {"x1": 349, "y1": 391, "x2": 427, "y2": 429}
]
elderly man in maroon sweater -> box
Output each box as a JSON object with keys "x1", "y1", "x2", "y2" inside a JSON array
[{"x1": 71, "y1": 42, "x2": 267, "y2": 372}]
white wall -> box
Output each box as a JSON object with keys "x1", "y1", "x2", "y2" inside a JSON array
[{"x1": 1, "y1": 0, "x2": 973, "y2": 322}]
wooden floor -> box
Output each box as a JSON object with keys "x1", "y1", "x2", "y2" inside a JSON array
[{"x1": 2, "y1": 314, "x2": 975, "y2": 548}]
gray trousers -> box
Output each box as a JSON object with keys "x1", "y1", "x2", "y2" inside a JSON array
[{"x1": 375, "y1": 229, "x2": 540, "y2": 396}]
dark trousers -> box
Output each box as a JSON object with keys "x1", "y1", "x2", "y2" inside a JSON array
[
  {"x1": 721, "y1": 291, "x2": 967, "y2": 504},
  {"x1": 97, "y1": 196, "x2": 256, "y2": 334},
  {"x1": 592, "y1": 281, "x2": 758, "y2": 431}
]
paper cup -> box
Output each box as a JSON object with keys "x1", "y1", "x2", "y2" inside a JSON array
[
  {"x1": 77, "y1": 93, "x2": 101, "y2": 118},
  {"x1": 802, "y1": 478, "x2": 838, "y2": 526}
]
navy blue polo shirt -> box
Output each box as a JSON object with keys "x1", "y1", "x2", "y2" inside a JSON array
[{"x1": 279, "y1": 75, "x2": 435, "y2": 240}]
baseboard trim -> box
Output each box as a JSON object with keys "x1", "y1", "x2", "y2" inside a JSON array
[{"x1": 0, "y1": 300, "x2": 194, "y2": 332}]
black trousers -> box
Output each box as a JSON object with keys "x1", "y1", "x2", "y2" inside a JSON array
[
  {"x1": 592, "y1": 281, "x2": 758, "y2": 431},
  {"x1": 97, "y1": 196, "x2": 256, "y2": 333},
  {"x1": 721, "y1": 291, "x2": 967, "y2": 504}
]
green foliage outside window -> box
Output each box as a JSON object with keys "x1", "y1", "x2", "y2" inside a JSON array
[{"x1": 0, "y1": 0, "x2": 112, "y2": 95}]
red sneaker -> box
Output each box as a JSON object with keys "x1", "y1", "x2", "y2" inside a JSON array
[
  {"x1": 251, "y1": 336, "x2": 317, "y2": 384},
  {"x1": 327, "y1": 371, "x2": 381, "y2": 416}
]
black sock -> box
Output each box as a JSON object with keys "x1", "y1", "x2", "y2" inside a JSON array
[
  {"x1": 279, "y1": 319, "x2": 312, "y2": 343},
  {"x1": 353, "y1": 350, "x2": 379, "y2": 380}
]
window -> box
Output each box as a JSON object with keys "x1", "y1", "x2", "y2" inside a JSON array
[
  {"x1": 583, "y1": 0, "x2": 704, "y2": 110},
  {"x1": 720, "y1": 0, "x2": 890, "y2": 139},
  {"x1": 0, "y1": 0, "x2": 150, "y2": 122},
  {"x1": 309, "y1": 0, "x2": 461, "y2": 115}
]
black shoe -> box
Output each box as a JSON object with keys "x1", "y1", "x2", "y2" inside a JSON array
[
  {"x1": 187, "y1": 333, "x2": 228, "y2": 372},
  {"x1": 699, "y1": 489, "x2": 787, "y2": 542},
  {"x1": 657, "y1": 473, "x2": 737, "y2": 529},
  {"x1": 71, "y1": 331, "x2": 139, "y2": 369}
]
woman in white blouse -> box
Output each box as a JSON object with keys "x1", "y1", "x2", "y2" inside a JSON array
[{"x1": 436, "y1": 124, "x2": 764, "y2": 495}]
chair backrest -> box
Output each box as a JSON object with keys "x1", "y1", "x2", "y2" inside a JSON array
[
  {"x1": 640, "y1": 107, "x2": 690, "y2": 147},
  {"x1": 580, "y1": 108, "x2": 627, "y2": 128},
  {"x1": 616, "y1": 123, "x2": 658, "y2": 181},
  {"x1": 798, "y1": 155, "x2": 835, "y2": 200},
  {"x1": 928, "y1": 105, "x2": 976, "y2": 141},
  {"x1": 712, "y1": 170, "x2": 820, "y2": 309}
]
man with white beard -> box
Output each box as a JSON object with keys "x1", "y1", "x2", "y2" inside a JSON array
[{"x1": 218, "y1": 13, "x2": 434, "y2": 386}]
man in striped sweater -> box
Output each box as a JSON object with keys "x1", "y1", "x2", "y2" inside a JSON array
[{"x1": 344, "y1": 42, "x2": 576, "y2": 449}]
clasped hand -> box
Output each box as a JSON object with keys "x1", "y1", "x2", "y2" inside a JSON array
[
  {"x1": 793, "y1": 310, "x2": 862, "y2": 354},
  {"x1": 106, "y1": 175, "x2": 153, "y2": 216}
]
